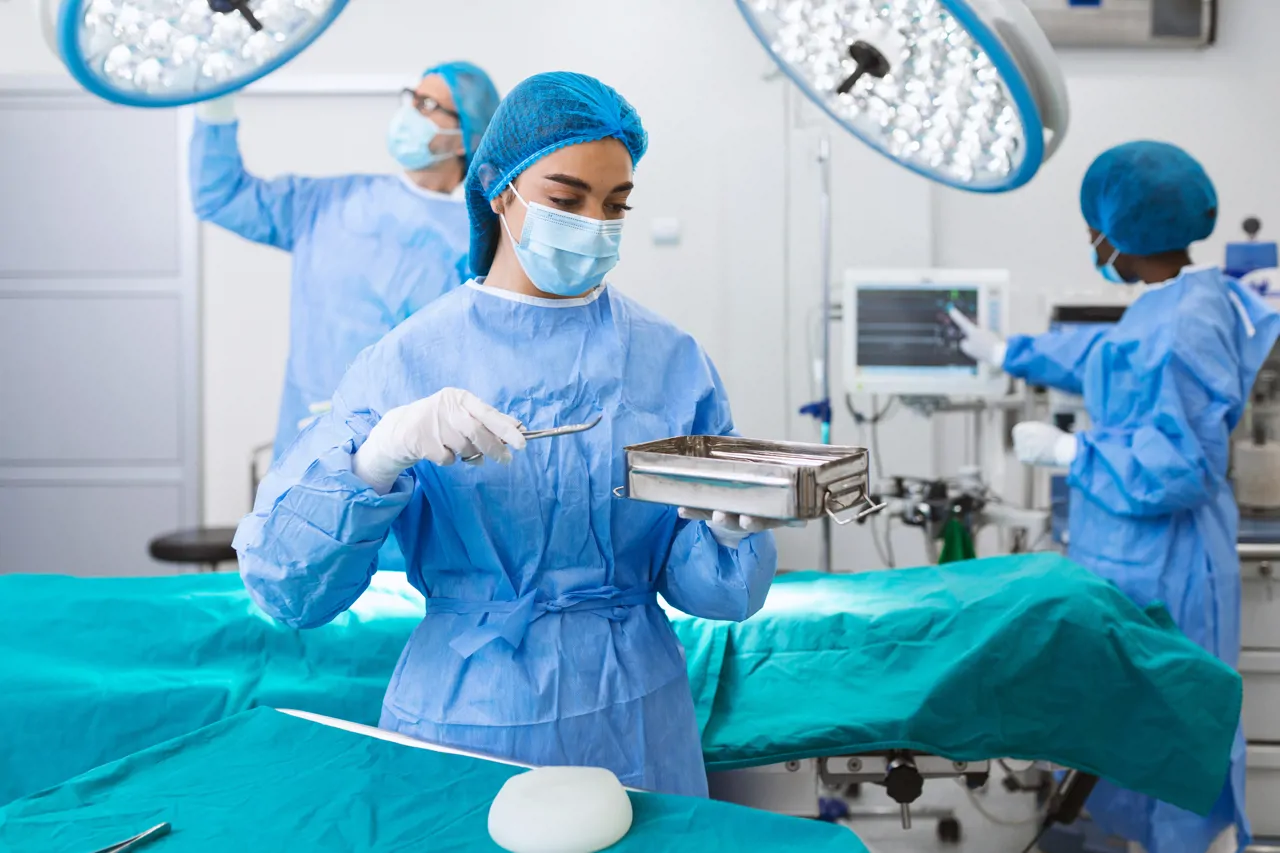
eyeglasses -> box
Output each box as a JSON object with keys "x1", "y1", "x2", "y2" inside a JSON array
[{"x1": 400, "y1": 89, "x2": 460, "y2": 121}]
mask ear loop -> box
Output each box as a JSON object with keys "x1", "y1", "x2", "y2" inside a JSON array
[
  {"x1": 1092, "y1": 233, "x2": 1122, "y2": 268},
  {"x1": 432, "y1": 123, "x2": 463, "y2": 161},
  {"x1": 497, "y1": 184, "x2": 530, "y2": 249},
  {"x1": 423, "y1": 122, "x2": 463, "y2": 139}
]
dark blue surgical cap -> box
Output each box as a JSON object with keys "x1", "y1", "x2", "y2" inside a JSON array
[
  {"x1": 464, "y1": 71, "x2": 649, "y2": 277},
  {"x1": 423, "y1": 62, "x2": 501, "y2": 165},
  {"x1": 1080, "y1": 141, "x2": 1217, "y2": 256}
]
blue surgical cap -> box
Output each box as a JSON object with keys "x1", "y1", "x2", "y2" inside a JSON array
[
  {"x1": 423, "y1": 62, "x2": 501, "y2": 165},
  {"x1": 1080, "y1": 141, "x2": 1218, "y2": 257},
  {"x1": 464, "y1": 71, "x2": 649, "y2": 277}
]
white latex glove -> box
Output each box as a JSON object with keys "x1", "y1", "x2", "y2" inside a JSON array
[
  {"x1": 677, "y1": 508, "x2": 803, "y2": 549},
  {"x1": 352, "y1": 388, "x2": 526, "y2": 494},
  {"x1": 1012, "y1": 422, "x2": 1078, "y2": 468},
  {"x1": 195, "y1": 94, "x2": 238, "y2": 125},
  {"x1": 947, "y1": 307, "x2": 1007, "y2": 368}
]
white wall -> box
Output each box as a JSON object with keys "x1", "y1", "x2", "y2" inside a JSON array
[{"x1": 3, "y1": 0, "x2": 1277, "y2": 571}]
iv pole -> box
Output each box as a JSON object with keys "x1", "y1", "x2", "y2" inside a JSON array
[{"x1": 802, "y1": 136, "x2": 835, "y2": 572}]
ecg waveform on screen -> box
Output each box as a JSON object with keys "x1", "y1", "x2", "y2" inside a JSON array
[{"x1": 856, "y1": 287, "x2": 979, "y2": 369}]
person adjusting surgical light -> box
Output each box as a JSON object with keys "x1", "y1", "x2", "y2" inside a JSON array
[
  {"x1": 234, "y1": 71, "x2": 797, "y2": 797},
  {"x1": 189, "y1": 62, "x2": 501, "y2": 459},
  {"x1": 951, "y1": 140, "x2": 1280, "y2": 853}
]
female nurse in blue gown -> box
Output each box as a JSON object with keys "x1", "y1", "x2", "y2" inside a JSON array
[
  {"x1": 234, "y1": 72, "x2": 795, "y2": 796},
  {"x1": 952, "y1": 141, "x2": 1280, "y2": 853}
]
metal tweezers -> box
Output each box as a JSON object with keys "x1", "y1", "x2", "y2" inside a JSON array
[
  {"x1": 519, "y1": 416, "x2": 603, "y2": 441},
  {"x1": 460, "y1": 416, "x2": 601, "y2": 462},
  {"x1": 89, "y1": 822, "x2": 171, "y2": 853}
]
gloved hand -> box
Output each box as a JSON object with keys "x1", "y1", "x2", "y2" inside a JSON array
[
  {"x1": 677, "y1": 508, "x2": 803, "y2": 549},
  {"x1": 352, "y1": 388, "x2": 526, "y2": 494},
  {"x1": 947, "y1": 307, "x2": 1007, "y2": 368},
  {"x1": 195, "y1": 94, "x2": 238, "y2": 125},
  {"x1": 1012, "y1": 422, "x2": 1078, "y2": 468}
]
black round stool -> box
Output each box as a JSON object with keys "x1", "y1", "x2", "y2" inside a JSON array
[{"x1": 148, "y1": 527, "x2": 238, "y2": 573}]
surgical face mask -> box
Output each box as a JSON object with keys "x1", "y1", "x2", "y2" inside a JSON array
[
  {"x1": 499, "y1": 185, "x2": 624, "y2": 297},
  {"x1": 386, "y1": 104, "x2": 461, "y2": 171},
  {"x1": 1092, "y1": 233, "x2": 1136, "y2": 285}
]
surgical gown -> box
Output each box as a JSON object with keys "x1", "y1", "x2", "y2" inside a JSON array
[
  {"x1": 1004, "y1": 266, "x2": 1280, "y2": 853},
  {"x1": 190, "y1": 120, "x2": 471, "y2": 458},
  {"x1": 233, "y1": 282, "x2": 779, "y2": 797}
]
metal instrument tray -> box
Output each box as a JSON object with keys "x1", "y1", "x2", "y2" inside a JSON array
[{"x1": 618, "y1": 436, "x2": 877, "y2": 522}]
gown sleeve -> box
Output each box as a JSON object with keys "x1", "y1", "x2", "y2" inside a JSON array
[
  {"x1": 1003, "y1": 326, "x2": 1111, "y2": 395},
  {"x1": 1068, "y1": 350, "x2": 1225, "y2": 518},
  {"x1": 189, "y1": 119, "x2": 322, "y2": 252},
  {"x1": 655, "y1": 353, "x2": 779, "y2": 622},
  {"x1": 233, "y1": 352, "x2": 414, "y2": 628}
]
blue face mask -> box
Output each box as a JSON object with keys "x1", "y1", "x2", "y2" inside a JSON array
[
  {"x1": 1092, "y1": 233, "x2": 1137, "y2": 285},
  {"x1": 386, "y1": 104, "x2": 461, "y2": 171},
  {"x1": 499, "y1": 185, "x2": 625, "y2": 297}
]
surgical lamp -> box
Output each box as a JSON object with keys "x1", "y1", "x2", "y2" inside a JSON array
[
  {"x1": 736, "y1": 0, "x2": 1069, "y2": 192},
  {"x1": 37, "y1": 0, "x2": 349, "y2": 107}
]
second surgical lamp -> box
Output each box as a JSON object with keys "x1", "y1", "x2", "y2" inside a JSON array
[{"x1": 738, "y1": 0, "x2": 1069, "y2": 191}]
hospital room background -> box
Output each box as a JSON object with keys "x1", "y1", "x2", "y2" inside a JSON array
[{"x1": 0, "y1": 1, "x2": 1273, "y2": 852}]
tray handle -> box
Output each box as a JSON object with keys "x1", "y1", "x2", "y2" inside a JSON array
[
  {"x1": 826, "y1": 492, "x2": 887, "y2": 526},
  {"x1": 826, "y1": 476, "x2": 870, "y2": 500}
]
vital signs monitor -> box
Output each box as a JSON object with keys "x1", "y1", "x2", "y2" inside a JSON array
[{"x1": 843, "y1": 269, "x2": 1010, "y2": 397}]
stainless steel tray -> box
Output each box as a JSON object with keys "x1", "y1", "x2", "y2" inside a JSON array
[{"x1": 617, "y1": 436, "x2": 880, "y2": 523}]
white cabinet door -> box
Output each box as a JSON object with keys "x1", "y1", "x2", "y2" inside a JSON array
[{"x1": 0, "y1": 83, "x2": 198, "y2": 576}]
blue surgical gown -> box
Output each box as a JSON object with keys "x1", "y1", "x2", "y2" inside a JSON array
[
  {"x1": 189, "y1": 120, "x2": 471, "y2": 459},
  {"x1": 1005, "y1": 266, "x2": 1280, "y2": 853},
  {"x1": 233, "y1": 282, "x2": 779, "y2": 797}
]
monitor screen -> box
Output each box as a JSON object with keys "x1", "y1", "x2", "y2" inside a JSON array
[
  {"x1": 856, "y1": 284, "x2": 979, "y2": 374},
  {"x1": 1049, "y1": 304, "x2": 1127, "y2": 329}
]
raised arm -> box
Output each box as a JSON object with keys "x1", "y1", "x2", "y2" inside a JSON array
[{"x1": 189, "y1": 102, "x2": 322, "y2": 251}]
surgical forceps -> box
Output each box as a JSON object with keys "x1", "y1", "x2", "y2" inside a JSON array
[
  {"x1": 460, "y1": 416, "x2": 602, "y2": 463},
  {"x1": 89, "y1": 822, "x2": 171, "y2": 853}
]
